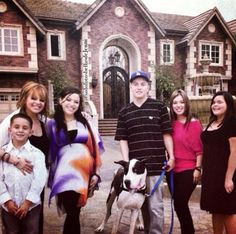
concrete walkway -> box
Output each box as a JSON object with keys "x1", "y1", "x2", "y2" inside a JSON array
[{"x1": 1, "y1": 136, "x2": 213, "y2": 234}]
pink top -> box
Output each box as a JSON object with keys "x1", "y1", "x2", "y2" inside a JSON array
[{"x1": 172, "y1": 119, "x2": 203, "y2": 172}]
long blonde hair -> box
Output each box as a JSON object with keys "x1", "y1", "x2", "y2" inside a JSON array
[{"x1": 17, "y1": 81, "x2": 48, "y2": 119}]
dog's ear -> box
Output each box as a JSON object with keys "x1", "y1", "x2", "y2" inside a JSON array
[{"x1": 114, "y1": 160, "x2": 128, "y2": 168}]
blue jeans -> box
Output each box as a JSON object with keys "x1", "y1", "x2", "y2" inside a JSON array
[
  {"x1": 2, "y1": 205, "x2": 41, "y2": 234},
  {"x1": 142, "y1": 176, "x2": 164, "y2": 234}
]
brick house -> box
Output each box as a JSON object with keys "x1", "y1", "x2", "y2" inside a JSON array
[
  {"x1": 228, "y1": 19, "x2": 236, "y2": 94},
  {"x1": 0, "y1": 0, "x2": 236, "y2": 121}
]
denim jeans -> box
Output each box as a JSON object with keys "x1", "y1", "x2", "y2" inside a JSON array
[{"x1": 142, "y1": 175, "x2": 164, "y2": 234}]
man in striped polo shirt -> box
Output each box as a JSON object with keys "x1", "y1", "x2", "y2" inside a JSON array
[{"x1": 115, "y1": 70, "x2": 175, "y2": 234}]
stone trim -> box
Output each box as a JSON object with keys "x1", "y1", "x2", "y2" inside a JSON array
[
  {"x1": 0, "y1": 66, "x2": 38, "y2": 73},
  {"x1": 185, "y1": 41, "x2": 196, "y2": 76},
  {"x1": 225, "y1": 39, "x2": 232, "y2": 78},
  {"x1": 81, "y1": 24, "x2": 92, "y2": 100},
  {"x1": 148, "y1": 25, "x2": 156, "y2": 99},
  {"x1": 26, "y1": 21, "x2": 38, "y2": 70}
]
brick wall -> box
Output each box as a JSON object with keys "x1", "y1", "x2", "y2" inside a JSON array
[
  {"x1": 196, "y1": 17, "x2": 229, "y2": 75},
  {"x1": 86, "y1": 0, "x2": 151, "y2": 113},
  {"x1": 0, "y1": 1, "x2": 32, "y2": 69},
  {"x1": 37, "y1": 23, "x2": 81, "y2": 88},
  {"x1": 156, "y1": 35, "x2": 187, "y2": 82}
]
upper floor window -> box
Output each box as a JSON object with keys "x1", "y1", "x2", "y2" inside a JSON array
[
  {"x1": 160, "y1": 40, "x2": 175, "y2": 65},
  {"x1": 47, "y1": 31, "x2": 66, "y2": 60},
  {"x1": 0, "y1": 25, "x2": 23, "y2": 56},
  {"x1": 199, "y1": 41, "x2": 223, "y2": 66}
]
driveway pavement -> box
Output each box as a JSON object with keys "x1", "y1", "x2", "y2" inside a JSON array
[{"x1": 1, "y1": 136, "x2": 213, "y2": 234}]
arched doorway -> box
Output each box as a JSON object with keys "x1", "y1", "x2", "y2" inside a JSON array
[{"x1": 102, "y1": 46, "x2": 129, "y2": 118}]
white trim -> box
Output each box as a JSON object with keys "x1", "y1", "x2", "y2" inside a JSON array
[
  {"x1": 198, "y1": 40, "x2": 223, "y2": 66},
  {"x1": 0, "y1": 24, "x2": 23, "y2": 56},
  {"x1": 160, "y1": 39, "x2": 175, "y2": 65},
  {"x1": 47, "y1": 30, "x2": 66, "y2": 61},
  {"x1": 0, "y1": 66, "x2": 38, "y2": 73},
  {"x1": 0, "y1": 88, "x2": 21, "y2": 93}
]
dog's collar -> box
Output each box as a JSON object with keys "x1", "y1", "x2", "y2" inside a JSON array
[{"x1": 122, "y1": 185, "x2": 146, "y2": 195}]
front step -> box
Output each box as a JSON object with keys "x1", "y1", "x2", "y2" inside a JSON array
[{"x1": 99, "y1": 118, "x2": 118, "y2": 136}]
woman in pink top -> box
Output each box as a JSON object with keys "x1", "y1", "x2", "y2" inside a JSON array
[{"x1": 169, "y1": 89, "x2": 203, "y2": 234}]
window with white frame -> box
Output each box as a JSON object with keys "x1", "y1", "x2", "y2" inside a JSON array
[
  {"x1": 199, "y1": 41, "x2": 223, "y2": 66},
  {"x1": 0, "y1": 25, "x2": 23, "y2": 55},
  {"x1": 47, "y1": 31, "x2": 66, "y2": 60},
  {"x1": 160, "y1": 40, "x2": 175, "y2": 65}
]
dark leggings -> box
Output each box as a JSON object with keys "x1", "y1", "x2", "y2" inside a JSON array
[
  {"x1": 58, "y1": 191, "x2": 81, "y2": 234},
  {"x1": 39, "y1": 189, "x2": 44, "y2": 234},
  {"x1": 167, "y1": 169, "x2": 196, "y2": 234}
]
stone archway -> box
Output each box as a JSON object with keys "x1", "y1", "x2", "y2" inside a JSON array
[{"x1": 99, "y1": 35, "x2": 141, "y2": 118}]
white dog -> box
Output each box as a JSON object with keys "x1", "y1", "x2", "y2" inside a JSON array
[{"x1": 95, "y1": 159, "x2": 147, "y2": 234}]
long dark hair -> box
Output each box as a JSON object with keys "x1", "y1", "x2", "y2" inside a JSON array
[
  {"x1": 207, "y1": 91, "x2": 236, "y2": 128},
  {"x1": 169, "y1": 89, "x2": 192, "y2": 125},
  {"x1": 54, "y1": 87, "x2": 96, "y2": 158}
]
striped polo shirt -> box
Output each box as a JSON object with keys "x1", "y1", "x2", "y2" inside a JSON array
[{"x1": 115, "y1": 98, "x2": 172, "y2": 176}]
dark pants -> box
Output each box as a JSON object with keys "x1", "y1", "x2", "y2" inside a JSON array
[
  {"x1": 39, "y1": 189, "x2": 44, "y2": 234},
  {"x1": 2, "y1": 205, "x2": 41, "y2": 234},
  {"x1": 168, "y1": 169, "x2": 196, "y2": 234},
  {"x1": 58, "y1": 191, "x2": 81, "y2": 234}
]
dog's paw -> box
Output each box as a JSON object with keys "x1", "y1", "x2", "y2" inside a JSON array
[
  {"x1": 136, "y1": 223, "x2": 144, "y2": 231},
  {"x1": 94, "y1": 225, "x2": 105, "y2": 233}
]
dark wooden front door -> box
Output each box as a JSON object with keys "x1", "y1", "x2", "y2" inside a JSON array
[{"x1": 103, "y1": 66, "x2": 129, "y2": 118}]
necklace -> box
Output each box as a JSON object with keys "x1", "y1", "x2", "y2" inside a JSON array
[{"x1": 209, "y1": 120, "x2": 222, "y2": 130}]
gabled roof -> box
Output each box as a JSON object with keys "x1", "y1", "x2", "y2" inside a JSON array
[
  {"x1": 75, "y1": 0, "x2": 165, "y2": 37},
  {"x1": 177, "y1": 7, "x2": 236, "y2": 46},
  {"x1": 12, "y1": 0, "x2": 46, "y2": 35},
  {"x1": 228, "y1": 19, "x2": 236, "y2": 38},
  {"x1": 16, "y1": 0, "x2": 236, "y2": 47},
  {"x1": 151, "y1": 12, "x2": 193, "y2": 34},
  {"x1": 21, "y1": 0, "x2": 89, "y2": 23}
]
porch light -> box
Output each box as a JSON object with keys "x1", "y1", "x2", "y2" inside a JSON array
[
  {"x1": 108, "y1": 54, "x2": 115, "y2": 65},
  {"x1": 108, "y1": 50, "x2": 121, "y2": 65}
]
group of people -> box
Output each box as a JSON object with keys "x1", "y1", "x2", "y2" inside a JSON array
[
  {"x1": 0, "y1": 68, "x2": 235, "y2": 234},
  {"x1": 0, "y1": 82, "x2": 103, "y2": 234},
  {"x1": 115, "y1": 70, "x2": 236, "y2": 234}
]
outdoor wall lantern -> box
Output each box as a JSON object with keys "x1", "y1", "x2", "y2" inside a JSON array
[
  {"x1": 114, "y1": 51, "x2": 120, "y2": 62},
  {"x1": 108, "y1": 50, "x2": 121, "y2": 65},
  {"x1": 92, "y1": 73, "x2": 98, "y2": 88}
]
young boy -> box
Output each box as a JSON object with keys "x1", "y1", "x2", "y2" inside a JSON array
[
  {"x1": 115, "y1": 70, "x2": 174, "y2": 234},
  {"x1": 0, "y1": 113, "x2": 47, "y2": 234}
]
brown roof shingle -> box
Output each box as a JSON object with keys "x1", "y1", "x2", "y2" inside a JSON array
[
  {"x1": 21, "y1": 0, "x2": 89, "y2": 21},
  {"x1": 228, "y1": 19, "x2": 236, "y2": 36},
  {"x1": 151, "y1": 12, "x2": 193, "y2": 33},
  {"x1": 178, "y1": 8, "x2": 214, "y2": 44}
]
